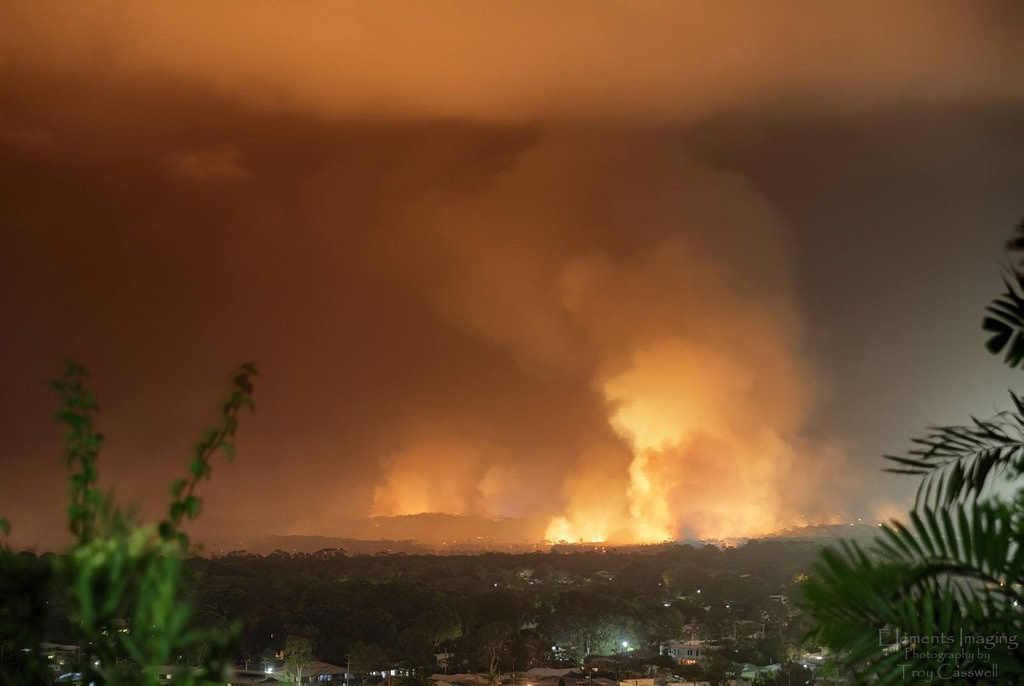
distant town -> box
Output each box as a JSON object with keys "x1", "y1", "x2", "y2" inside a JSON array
[{"x1": 15, "y1": 529, "x2": 872, "y2": 684}]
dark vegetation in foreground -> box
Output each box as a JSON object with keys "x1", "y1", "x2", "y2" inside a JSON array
[
  {"x1": 0, "y1": 361, "x2": 258, "y2": 685},
  {"x1": 801, "y1": 220, "x2": 1024, "y2": 684}
]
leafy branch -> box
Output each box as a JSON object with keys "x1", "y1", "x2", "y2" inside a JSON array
[
  {"x1": 52, "y1": 358, "x2": 107, "y2": 545},
  {"x1": 41, "y1": 359, "x2": 258, "y2": 685},
  {"x1": 161, "y1": 362, "x2": 258, "y2": 551}
]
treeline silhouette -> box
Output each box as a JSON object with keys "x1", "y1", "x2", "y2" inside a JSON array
[{"x1": 167, "y1": 540, "x2": 820, "y2": 673}]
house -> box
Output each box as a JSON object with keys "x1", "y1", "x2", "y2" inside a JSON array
[
  {"x1": 266, "y1": 660, "x2": 347, "y2": 682},
  {"x1": 660, "y1": 641, "x2": 715, "y2": 665}
]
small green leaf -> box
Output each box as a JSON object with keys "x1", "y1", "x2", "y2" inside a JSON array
[
  {"x1": 158, "y1": 520, "x2": 174, "y2": 539},
  {"x1": 183, "y1": 496, "x2": 201, "y2": 519}
]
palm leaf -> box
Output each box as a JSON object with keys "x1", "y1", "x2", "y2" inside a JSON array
[
  {"x1": 1004, "y1": 218, "x2": 1024, "y2": 255},
  {"x1": 883, "y1": 393, "x2": 1024, "y2": 507},
  {"x1": 802, "y1": 502, "x2": 1024, "y2": 683},
  {"x1": 983, "y1": 263, "x2": 1024, "y2": 367},
  {"x1": 805, "y1": 222, "x2": 1024, "y2": 684}
]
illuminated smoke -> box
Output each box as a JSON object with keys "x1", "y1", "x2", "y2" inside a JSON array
[
  {"x1": 550, "y1": 234, "x2": 823, "y2": 541},
  {"x1": 2, "y1": 3, "x2": 1018, "y2": 123},
  {"x1": 371, "y1": 423, "x2": 527, "y2": 519},
  {"x1": 367, "y1": 134, "x2": 843, "y2": 542}
]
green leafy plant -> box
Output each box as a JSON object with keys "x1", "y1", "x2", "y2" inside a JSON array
[
  {"x1": 801, "y1": 226, "x2": 1024, "y2": 684},
  {"x1": 0, "y1": 360, "x2": 257, "y2": 685}
]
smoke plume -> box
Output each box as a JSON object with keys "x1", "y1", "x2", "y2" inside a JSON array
[{"x1": 359, "y1": 133, "x2": 839, "y2": 541}]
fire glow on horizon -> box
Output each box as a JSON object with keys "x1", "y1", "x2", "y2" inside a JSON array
[{"x1": 366, "y1": 138, "x2": 845, "y2": 544}]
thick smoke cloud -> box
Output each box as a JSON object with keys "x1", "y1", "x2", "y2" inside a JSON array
[
  {"x1": 1, "y1": 2, "x2": 1021, "y2": 122},
  {"x1": 332, "y1": 133, "x2": 838, "y2": 541},
  {"x1": 0, "y1": 2, "x2": 1021, "y2": 548}
]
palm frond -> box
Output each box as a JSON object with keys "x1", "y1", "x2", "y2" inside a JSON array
[
  {"x1": 983, "y1": 264, "x2": 1024, "y2": 367},
  {"x1": 883, "y1": 394, "x2": 1024, "y2": 507},
  {"x1": 877, "y1": 506, "x2": 1024, "y2": 602},
  {"x1": 1004, "y1": 218, "x2": 1024, "y2": 256},
  {"x1": 806, "y1": 223, "x2": 1024, "y2": 684},
  {"x1": 802, "y1": 503, "x2": 1024, "y2": 683}
]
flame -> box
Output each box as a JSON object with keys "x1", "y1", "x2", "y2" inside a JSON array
[
  {"x1": 371, "y1": 140, "x2": 845, "y2": 545},
  {"x1": 625, "y1": 449, "x2": 673, "y2": 541},
  {"x1": 545, "y1": 331, "x2": 821, "y2": 543}
]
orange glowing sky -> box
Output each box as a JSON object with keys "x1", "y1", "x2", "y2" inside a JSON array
[{"x1": 0, "y1": 1, "x2": 1023, "y2": 549}]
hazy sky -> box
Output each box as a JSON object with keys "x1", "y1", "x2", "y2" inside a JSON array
[{"x1": 2, "y1": 1, "x2": 1023, "y2": 549}]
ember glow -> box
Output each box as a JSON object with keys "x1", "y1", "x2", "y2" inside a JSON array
[{"x1": 0, "y1": 2, "x2": 1022, "y2": 550}]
